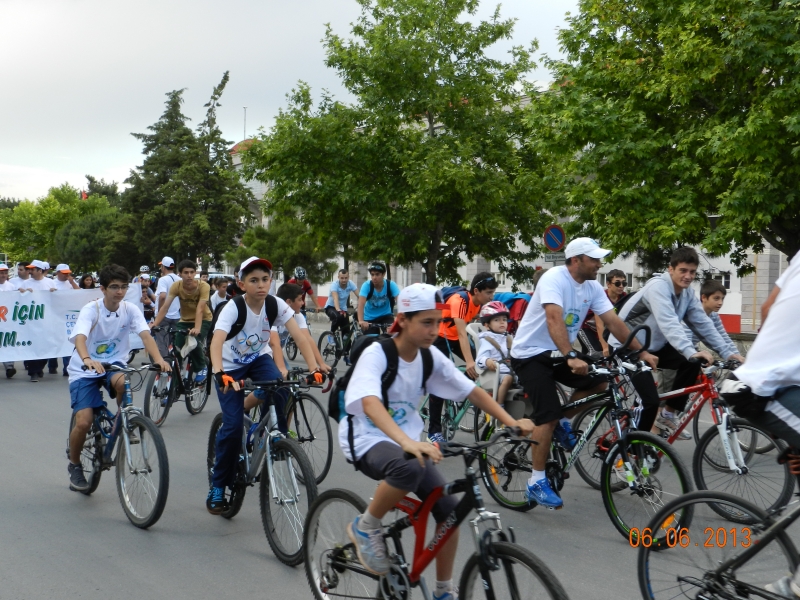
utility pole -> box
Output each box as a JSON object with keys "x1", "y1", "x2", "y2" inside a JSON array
[{"x1": 243, "y1": 106, "x2": 247, "y2": 141}]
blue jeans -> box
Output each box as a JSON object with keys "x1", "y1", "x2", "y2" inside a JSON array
[{"x1": 211, "y1": 354, "x2": 288, "y2": 489}]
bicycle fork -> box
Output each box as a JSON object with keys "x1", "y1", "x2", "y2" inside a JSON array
[{"x1": 714, "y1": 412, "x2": 748, "y2": 475}]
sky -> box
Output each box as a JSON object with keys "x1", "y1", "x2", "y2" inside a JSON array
[{"x1": 0, "y1": 0, "x2": 578, "y2": 201}]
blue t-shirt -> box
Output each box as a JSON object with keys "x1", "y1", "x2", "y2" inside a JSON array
[
  {"x1": 325, "y1": 280, "x2": 358, "y2": 309},
  {"x1": 360, "y1": 280, "x2": 401, "y2": 321}
]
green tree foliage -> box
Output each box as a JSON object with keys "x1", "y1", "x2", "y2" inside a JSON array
[
  {"x1": 0, "y1": 198, "x2": 20, "y2": 211},
  {"x1": 54, "y1": 208, "x2": 119, "y2": 272},
  {"x1": 243, "y1": 0, "x2": 547, "y2": 285},
  {"x1": 226, "y1": 213, "x2": 339, "y2": 284},
  {"x1": 120, "y1": 73, "x2": 252, "y2": 271},
  {"x1": 526, "y1": 0, "x2": 800, "y2": 271},
  {"x1": 85, "y1": 175, "x2": 121, "y2": 207}
]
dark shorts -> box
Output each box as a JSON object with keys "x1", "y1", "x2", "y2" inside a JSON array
[
  {"x1": 511, "y1": 352, "x2": 605, "y2": 425},
  {"x1": 358, "y1": 441, "x2": 458, "y2": 523},
  {"x1": 751, "y1": 386, "x2": 800, "y2": 451},
  {"x1": 69, "y1": 367, "x2": 122, "y2": 412}
]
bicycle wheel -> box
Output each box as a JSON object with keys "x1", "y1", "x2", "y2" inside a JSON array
[
  {"x1": 260, "y1": 437, "x2": 318, "y2": 566},
  {"x1": 638, "y1": 491, "x2": 799, "y2": 600},
  {"x1": 304, "y1": 488, "x2": 381, "y2": 600},
  {"x1": 472, "y1": 406, "x2": 490, "y2": 442},
  {"x1": 286, "y1": 393, "x2": 333, "y2": 484},
  {"x1": 572, "y1": 403, "x2": 617, "y2": 491},
  {"x1": 443, "y1": 400, "x2": 458, "y2": 441},
  {"x1": 460, "y1": 402, "x2": 479, "y2": 433},
  {"x1": 205, "y1": 412, "x2": 246, "y2": 519},
  {"x1": 143, "y1": 367, "x2": 175, "y2": 426},
  {"x1": 115, "y1": 413, "x2": 169, "y2": 529},
  {"x1": 285, "y1": 334, "x2": 298, "y2": 361},
  {"x1": 478, "y1": 423, "x2": 535, "y2": 512},
  {"x1": 317, "y1": 331, "x2": 339, "y2": 368},
  {"x1": 459, "y1": 541, "x2": 569, "y2": 600},
  {"x1": 67, "y1": 412, "x2": 103, "y2": 495},
  {"x1": 693, "y1": 419, "x2": 793, "y2": 521},
  {"x1": 601, "y1": 431, "x2": 693, "y2": 541}
]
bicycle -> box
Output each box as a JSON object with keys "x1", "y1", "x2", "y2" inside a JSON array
[
  {"x1": 318, "y1": 311, "x2": 363, "y2": 368},
  {"x1": 303, "y1": 428, "x2": 570, "y2": 600},
  {"x1": 637, "y1": 450, "x2": 800, "y2": 600},
  {"x1": 66, "y1": 363, "x2": 170, "y2": 529},
  {"x1": 285, "y1": 332, "x2": 298, "y2": 362},
  {"x1": 206, "y1": 377, "x2": 319, "y2": 566},
  {"x1": 418, "y1": 367, "x2": 478, "y2": 441},
  {"x1": 143, "y1": 326, "x2": 211, "y2": 426}
]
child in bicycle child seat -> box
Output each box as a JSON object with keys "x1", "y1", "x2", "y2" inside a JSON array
[
  {"x1": 475, "y1": 301, "x2": 514, "y2": 408},
  {"x1": 341, "y1": 283, "x2": 533, "y2": 600}
]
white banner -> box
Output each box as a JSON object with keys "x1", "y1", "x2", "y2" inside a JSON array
[{"x1": 0, "y1": 286, "x2": 145, "y2": 362}]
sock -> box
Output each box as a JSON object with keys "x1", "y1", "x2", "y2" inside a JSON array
[
  {"x1": 434, "y1": 580, "x2": 453, "y2": 596},
  {"x1": 559, "y1": 417, "x2": 571, "y2": 428},
  {"x1": 528, "y1": 469, "x2": 546, "y2": 486},
  {"x1": 358, "y1": 510, "x2": 382, "y2": 531},
  {"x1": 661, "y1": 408, "x2": 675, "y2": 419}
]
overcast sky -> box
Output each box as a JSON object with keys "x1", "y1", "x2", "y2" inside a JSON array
[{"x1": 0, "y1": 0, "x2": 577, "y2": 201}]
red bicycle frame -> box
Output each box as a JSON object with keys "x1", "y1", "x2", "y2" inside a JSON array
[{"x1": 657, "y1": 370, "x2": 720, "y2": 444}]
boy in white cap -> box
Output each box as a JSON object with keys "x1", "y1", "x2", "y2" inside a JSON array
[
  {"x1": 341, "y1": 283, "x2": 533, "y2": 600},
  {"x1": 153, "y1": 257, "x2": 180, "y2": 357}
]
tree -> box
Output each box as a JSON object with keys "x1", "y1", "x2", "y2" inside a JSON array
[
  {"x1": 0, "y1": 198, "x2": 20, "y2": 211},
  {"x1": 226, "y1": 212, "x2": 339, "y2": 284},
  {"x1": 526, "y1": 0, "x2": 800, "y2": 272},
  {"x1": 85, "y1": 175, "x2": 121, "y2": 207},
  {"x1": 243, "y1": 0, "x2": 547, "y2": 285},
  {"x1": 54, "y1": 207, "x2": 119, "y2": 272},
  {"x1": 120, "y1": 74, "x2": 252, "y2": 270}
]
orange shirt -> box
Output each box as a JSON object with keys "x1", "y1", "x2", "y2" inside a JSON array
[{"x1": 438, "y1": 293, "x2": 480, "y2": 341}]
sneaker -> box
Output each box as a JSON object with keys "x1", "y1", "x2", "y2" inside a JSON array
[
  {"x1": 37, "y1": 371, "x2": 44, "y2": 378},
  {"x1": 433, "y1": 591, "x2": 458, "y2": 600},
  {"x1": 428, "y1": 432, "x2": 446, "y2": 445},
  {"x1": 766, "y1": 576, "x2": 800, "y2": 598},
  {"x1": 525, "y1": 477, "x2": 563, "y2": 509},
  {"x1": 655, "y1": 411, "x2": 691, "y2": 440},
  {"x1": 206, "y1": 487, "x2": 228, "y2": 515},
  {"x1": 553, "y1": 421, "x2": 578, "y2": 451},
  {"x1": 6, "y1": 368, "x2": 15, "y2": 379},
  {"x1": 49, "y1": 368, "x2": 58, "y2": 375},
  {"x1": 346, "y1": 516, "x2": 390, "y2": 575},
  {"x1": 29, "y1": 374, "x2": 39, "y2": 383},
  {"x1": 68, "y1": 462, "x2": 90, "y2": 491},
  {"x1": 194, "y1": 367, "x2": 207, "y2": 385}
]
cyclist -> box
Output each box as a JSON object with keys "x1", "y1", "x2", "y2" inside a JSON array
[
  {"x1": 287, "y1": 266, "x2": 314, "y2": 315},
  {"x1": 341, "y1": 283, "x2": 534, "y2": 599},
  {"x1": 609, "y1": 246, "x2": 745, "y2": 439},
  {"x1": 66, "y1": 264, "x2": 169, "y2": 491},
  {"x1": 154, "y1": 257, "x2": 180, "y2": 358},
  {"x1": 578, "y1": 268, "x2": 627, "y2": 356},
  {"x1": 324, "y1": 268, "x2": 358, "y2": 336},
  {"x1": 510, "y1": 237, "x2": 659, "y2": 508},
  {"x1": 357, "y1": 261, "x2": 400, "y2": 334},
  {"x1": 207, "y1": 256, "x2": 322, "y2": 515},
  {"x1": 151, "y1": 259, "x2": 213, "y2": 384},
  {"x1": 427, "y1": 271, "x2": 497, "y2": 444}
]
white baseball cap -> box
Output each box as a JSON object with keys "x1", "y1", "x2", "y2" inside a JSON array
[
  {"x1": 388, "y1": 284, "x2": 448, "y2": 333},
  {"x1": 564, "y1": 237, "x2": 612, "y2": 260},
  {"x1": 239, "y1": 256, "x2": 273, "y2": 274},
  {"x1": 159, "y1": 256, "x2": 175, "y2": 268},
  {"x1": 55, "y1": 263, "x2": 71, "y2": 273},
  {"x1": 0, "y1": 263, "x2": 8, "y2": 271},
  {"x1": 29, "y1": 259, "x2": 48, "y2": 270}
]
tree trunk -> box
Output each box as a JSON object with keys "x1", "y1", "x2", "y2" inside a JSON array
[
  {"x1": 762, "y1": 217, "x2": 800, "y2": 261},
  {"x1": 425, "y1": 223, "x2": 444, "y2": 286},
  {"x1": 386, "y1": 260, "x2": 392, "y2": 283}
]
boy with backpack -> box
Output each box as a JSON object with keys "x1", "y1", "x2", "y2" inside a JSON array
[
  {"x1": 475, "y1": 301, "x2": 515, "y2": 406},
  {"x1": 427, "y1": 271, "x2": 498, "y2": 443},
  {"x1": 357, "y1": 261, "x2": 400, "y2": 334},
  {"x1": 206, "y1": 257, "x2": 323, "y2": 515},
  {"x1": 337, "y1": 283, "x2": 534, "y2": 600}
]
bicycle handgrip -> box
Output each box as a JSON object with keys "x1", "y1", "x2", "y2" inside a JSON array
[{"x1": 617, "y1": 324, "x2": 651, "y2": 355}]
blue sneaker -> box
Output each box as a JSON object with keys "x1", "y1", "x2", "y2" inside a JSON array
[
  {"x1": 347, "y1": 516, "x2": 389, "y2": 575},
  {"x1": 433, "y1": 590, "x2": 458, "y2": 600},
  {"x1": 553, "y1": 421, "x2": 578, "y2": 451},
  {"x1": 526, "y1": 477, "x2": 563, "y2": 509},
  {"x1": 206, "y1": 486, "x2": 228, "y2": 515},
  {"x1": 428, "y1": 432, "x2": 446, "y2": 445},
  {"x1": 194, "y1": 368, "x2": 207, "y2": 385}
]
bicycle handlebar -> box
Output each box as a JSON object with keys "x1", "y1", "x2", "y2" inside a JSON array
[
  {"x1": 403, "y1": 427, "x2": 535, "y2": 462},
  {"x1": 82, "y1": 362, "x2": 161, "y2": 374},
  {"x1": 612, "y1": 324, "x2": 651, "y2": 357}
]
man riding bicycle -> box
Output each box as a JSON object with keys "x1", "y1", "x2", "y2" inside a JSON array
[
  {"x1": 510, "y1": 238, "x2": 659, "y2": 509},
  {"x1": 324, "y1": 268, "x2": 358, "y2": 335},
  {"x1": 357, "y1": 261, "x2": 400, "y2": 334}
]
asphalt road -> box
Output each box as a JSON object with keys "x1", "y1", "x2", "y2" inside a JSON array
[{"x1": 1, "y1": 342, "x2": 796, "y2": 600}]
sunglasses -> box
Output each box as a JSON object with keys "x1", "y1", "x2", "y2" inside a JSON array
[
  {"x1": 106, "y1": 284, "x2": 130, "y2": 292},
  {"x1": 612, "y1": 280, "x2": 626, "y2": 287}
]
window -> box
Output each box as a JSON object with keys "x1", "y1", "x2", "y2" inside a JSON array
[
  {"x1": 712, "y1": 272, "x2": 731, "y2": 290},
  {"x1": 493, "y1": 272, "x2": 506, "y2": 286}
]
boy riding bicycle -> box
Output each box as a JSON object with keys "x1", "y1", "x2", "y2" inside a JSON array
[
  {"x1": 341, "y1": 283, "x2": 533, "y2": 600},
  {"x1": 67, "y1": 264, "x2": 170, "y2": 491}
]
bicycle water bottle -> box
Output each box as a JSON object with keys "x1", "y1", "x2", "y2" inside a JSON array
[
  {"x1": 246, "y1": 422, "x2": 259, "y2": 451},
  {"x1": 255, "y1": 428, "x2": 266, "y2": 451}
]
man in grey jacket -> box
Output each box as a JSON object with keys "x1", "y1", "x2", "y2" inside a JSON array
[{"x1": 610, "y1": 247, "x2": 745, "y2": 438}]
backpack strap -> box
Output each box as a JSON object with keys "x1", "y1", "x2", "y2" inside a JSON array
[
  {"x1": 265, "y1": 294, "x2": 278, "y2": 328},
  {"x1": 226, "y1": 295, "x2": 248, "y2": 341},
  {"x1": 366, "y1": 281, "x2": 374, "y2": 301},
  {"x1": 420, "y1": 347, "x2": 433, "y2": 393},
  {"x1": 387, "y1": 281, "x2": 395, "y2": 310},
  {"x1": 378, "y1": 338, "x2": 399, "y2": 409}
]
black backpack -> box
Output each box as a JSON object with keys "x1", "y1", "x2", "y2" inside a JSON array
[
  {"x1": 329, "y1": 336, "x2": 434, "y2": 468},
  {"x1": 602, "y1": 292, "x2": 636, "y2": 342},
  {"x1": 366, "y1": 280, "x2": 396, "y2": 310},
  {"x1": 209, "y1": 294, "x2": 279, "y2": 341}
]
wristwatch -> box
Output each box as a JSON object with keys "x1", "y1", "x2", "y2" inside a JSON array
[{"x1": 566, "y1": 350, "x2": 578, "y2": 360}]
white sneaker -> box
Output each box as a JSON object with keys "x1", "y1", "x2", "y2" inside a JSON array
[{"x1": 655, "y1": 411, "x2": 691, "y2": 440}]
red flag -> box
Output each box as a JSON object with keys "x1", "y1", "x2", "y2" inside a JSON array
[{"x1": 81, "y1": 190, "x2": 88, "y2": 200}]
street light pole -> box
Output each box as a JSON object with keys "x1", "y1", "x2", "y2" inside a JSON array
[{"x1": 243, "y1": 106, "x2": 247, "y2": 141}]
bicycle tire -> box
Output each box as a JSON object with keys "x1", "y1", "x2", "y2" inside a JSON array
[
  {"x1": 185, "y1": 376, "x2": 209, "y2": 415},
  {"x1": 67, "y1": 412, "x2": 103, "y2": 495},
  {"x1": 460, "y1": 403, "x2": 479, "y2": 433},
  {"x1": 472, "y1": 406, "x2": 490, "y2": 442},
  {"x1": 691, "y1": 402, "x2": 705, "y2": 443},
  {"x1": 303, "y1": 488, "x2": 381, "y2": 600},
  {"x1": 477, "y1": 422, "x2": 535, "y2": 512},
  {"x1": 693, "y1": 419, "x2": 794, "y2": 522},
  {"x1": 571, "y1": 402, "x2": 616, "y2": 491},
  {"x1": 317, "y1": 331, "x2": 339, "y2": 368},
  {"x1": 600, "y1": 431, "x2": 694, "y2": 541},
  {"x1": 205, "y1": 412, "x2": 246, "y2": 519},
  {"x1": 286, "y1": 393, "x2": 333, "y2": 484},
  {"x1": 285, "y1": 334, "x2": 298, "y2": 361},
  {"x1": 260, "y1": 437, "x2": 318, "y2": 566},
  {"x1": 459, "y1": 541, "x2": 570, "y2": 600},
  {"x1": 115, "y1": 413, "x2": 169, "y2": 529},
  {"x1": 443, "y1": 400, "x2": 458, "y2": 441},
  {"x1": 143, "y1": 366, "x2": 175, "y2": 427},
  {"x1": 637, "y1": 490, "x2": 799, "y2": 600}
]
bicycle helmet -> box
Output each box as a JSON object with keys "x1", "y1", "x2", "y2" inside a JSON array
[
  {"x1": 139, "y1": 265, "x2": 150, "y2": 273},
  {"x1": 294, "y1": 266, "x2": 307, "y2": 280},
  {"x1": 479, "y1": 300, "x2": 509, "y2": 324}
]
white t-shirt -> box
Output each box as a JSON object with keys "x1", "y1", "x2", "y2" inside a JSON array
[
  {"x1": 67, "y1": 300, "x2": 149, "y2": 383},
  {"x1": 156, "y1": 274, "x2": 181, "y2": 320},
  {"x1": 271, "y1": 312, "x2": 308, "y2": 335},
  {"x1": 210, "y1": 291, "x2": 227, "y2": 312},
  {"x1": 736, "y1": 251, "x2": 800, "y2": 396},
  {"x1": 341, "y1": 343, "x2": 475, "y2": 461},
  {"x1": 214, "y1": 296, "x2": 294, "y2": 371},
  {"x1": 25, "y1": 277, "x2": 56, "y2": 291},
  {"x1": 53, "y1": 278, "x2": 76, "y2": 290},
  {"x1": 511, "y1": 266, "x2": 614, "y2": 359},
  {"x1": 0, "y1": 280, "x2": 18, "y2": 291}
]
